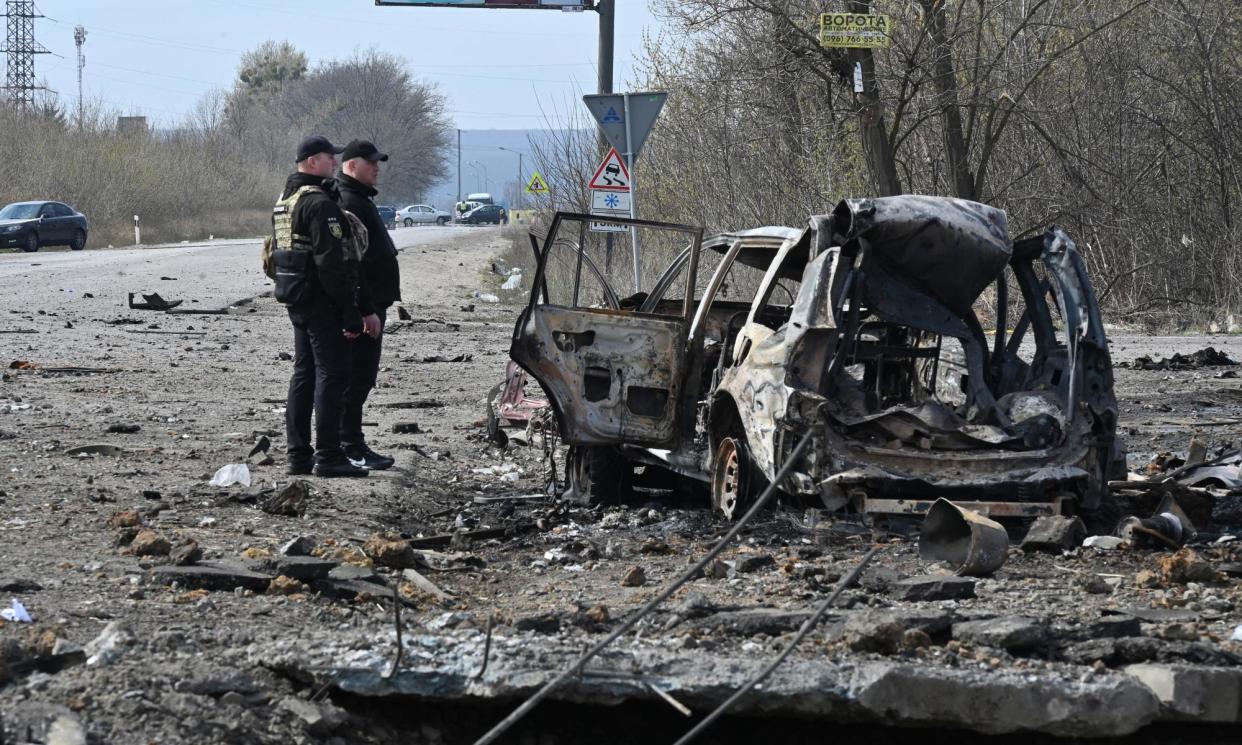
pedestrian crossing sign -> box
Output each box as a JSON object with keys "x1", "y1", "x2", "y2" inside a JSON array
[{"x1": 526, "y1": 172, "x2": 550, "y2": 195}]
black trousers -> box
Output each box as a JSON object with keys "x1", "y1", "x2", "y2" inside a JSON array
[
  {"x1": 286, "y1": 309, "x2": 351, "y2": 464},
  {"x1": 341, "y1": 308, "x2": 385, "y2": 448}
]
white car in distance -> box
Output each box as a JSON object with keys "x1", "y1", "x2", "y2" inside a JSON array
[{"x1": 396, "y1": 204, "x2": 452, "y2": 227}]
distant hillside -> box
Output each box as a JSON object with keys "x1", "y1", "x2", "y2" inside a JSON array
[{"x1": 388, "y1": 129, "x2": 581, "y2": 211}]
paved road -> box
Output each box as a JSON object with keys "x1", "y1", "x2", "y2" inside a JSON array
[{"x1": 0, "y1": 225, "x2": 496, "y2": 316}]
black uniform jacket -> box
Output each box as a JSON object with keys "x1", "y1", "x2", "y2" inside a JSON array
[
  {"x1": 281, "y1": 172, "x2": 362, "y2": 333},
  {"x1": 336, "y1": 173, "x2": 401, "y2": 315}
]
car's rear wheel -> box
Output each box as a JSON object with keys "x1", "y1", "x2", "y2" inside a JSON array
[
  {"x1": 70, "y1": 229, "x2": 87, "y2": 251},
  {"x1": 21, "y1": 232, "x2": 38, "y2": 253},
  {"x1": 437, "y1": 216, "x2": 449, "y2": 225},
  {"x1": 564, "y1": 445, "x2": 631, "y2": 506},
  {"x1": 403, "y1": 218, "x2": 414, "y2": 228},
  {"x1": 711, "y1": 436, "x2": 756, "y2": 520}
]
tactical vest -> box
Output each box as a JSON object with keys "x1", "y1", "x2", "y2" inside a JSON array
[{"x1": 272, "y1": 184, "x2": 322, "y2": 252}]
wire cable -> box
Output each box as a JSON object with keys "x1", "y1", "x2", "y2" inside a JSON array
[
  {"x1": 672, "y1": 545, "x2": 882, "y2": 744},
  {"x1": 472, "y1": 428, "x2": 819, "y2": 745}
]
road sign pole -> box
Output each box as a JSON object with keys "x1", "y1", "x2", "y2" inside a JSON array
[{"x1": 623, "y1": 92, "x2": 640, "y2": 293}]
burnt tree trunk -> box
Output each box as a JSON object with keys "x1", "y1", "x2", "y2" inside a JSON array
[
  {"x1": 848, "y1": 1, "x2": 902, "y2": 196},
  {"x1": 920, "y1": 0, "x2": 976, "y2": 200}
]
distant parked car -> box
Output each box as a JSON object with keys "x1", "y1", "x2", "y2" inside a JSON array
[
  {"x1": 458, "y1": 204, "x2": 508, "y2": 226},
  {"x1": 396, "y1": 204, "x2": 451, "y2": 227},
  {"x1": 377, "y1": 205, "x2": 397, "y2": 230},
  {"x1": 0, "y1": 200, "x2": 89, "y2": 252}
]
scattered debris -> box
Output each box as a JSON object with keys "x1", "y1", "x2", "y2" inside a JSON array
[
  {"x1": 130, "y1": 529, "x2": 171, "y2": 557},
  {"x1": 919, "y1": 498, "x2": 1009, "y2": 576},
  {"x1": 65, "y1": 444, "x2": 124, "y2": 457},
  {"x1": 127, "y1": 292, "x2": 182, "y2": 311},
  {"x1": 891, "y1": 575, "x2": 976, "y2": 601},
  {"x1": 106, "y1": 423, "x2": 140, "y2": 434},
  {"x1": 261, "y1": 481, "x2": 310, "y2": 517},
  {"x1": 84, "y1": 621, "x2": 134, "y2": 666},
  {"x1": 953, "y1": 616, "x2": 1048, "y2": 651},
  {"x1": 1127, "y1": 347, "x2": 1237, "y2": 370},
  {"x1": 392, "y1": 422, "x2": 421, "y2": 434},
  {"x1": 1156, "y1": 548, "x2": 1220, "y2": 585},
  {"x1": 419, "y1": 354, "x2": 473, "y2": 363},
  {"x1": 620, "y1": 566, "x2": 646, "y2": 587},
  {"x1": 0, "y1": 599, "x2": 32, "y2": 623},
  {"x1": 208, "y1": 463, "x2": 251, "y2": 488},
  {"x1": 1083, "y1": 535, "x2": 1124, "y2": 550},
  {"x1": 363, "y1": 532, "x2": 419, "y2": 569}
]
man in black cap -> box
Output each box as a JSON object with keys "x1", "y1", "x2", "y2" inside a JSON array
[
  {"x1": 336, "y1": 139, "x2": 399, "y2": 471},
  {"x1": 275, "y1": 135, "x2": 368, "y2": 478}
]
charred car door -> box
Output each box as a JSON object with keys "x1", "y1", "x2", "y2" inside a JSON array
[{"x1": 510, "y1": 213, "x2": 703, "y2": 447}]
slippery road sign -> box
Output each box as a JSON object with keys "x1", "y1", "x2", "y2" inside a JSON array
[{"x1": 587, "y1": 148, "x2": 630, "y2": 191}]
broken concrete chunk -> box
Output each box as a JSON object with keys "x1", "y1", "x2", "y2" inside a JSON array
[
  {"x1": 277, "y1": 696, "x2": 347, "y2": 734},
  {"x1": 1021, "y1": 516, "x2": 1086, "y2": 554},
  {"x1": 1083, "y1": 535, "x2": 1124, "y2": 550},
  {"x1": 953, "y1": 616, "x2": 1048, "y2": 651},
  {"x1": 732, "y1": 554, "x2": 776, "y2": 574},
  {"x1": 280, "y1": 535, "x2": 317, "y2": 556},
  {"x1": 842, "y1": 610, "x2": 906, "y2": 654},
  {"x1": 327, "y1": 564, "x2": 382, "y2": 584},
  {"x1": 891, "y1": 575, "x2": 976, "y2": 601},
  {"x1": 148, "y1": 562, "x2": 275, "y2": 592},
  {"x1": 170, "y1": 538, "x2": 202, "y2": 566},
  {"x1": 1125, "y1": 664, "x2": 1242, "y2": 722},
  {"x1": 268, "y1": 575, "x2": 307, "y2": 596}
]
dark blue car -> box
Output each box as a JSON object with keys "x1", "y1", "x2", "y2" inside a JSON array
[{"x1": 0, "y1": 201, "x2": 90, "y2": 252}]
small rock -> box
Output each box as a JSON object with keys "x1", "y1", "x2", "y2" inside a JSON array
[
  {"x1": 106, "y1": 423, "x2": 140, "y2": 434},
  {"x1": 1021, "y1": 516, "x2": 1086, "y2": 554},
  {"x1": 621, "y1": 566, "x2": 646, "y2": 587},
  {"x1": 84, "y1": 621, "x2": 134, "y2": 666},
  {"x1": 45, "y1": 713, "x2": 87, "y2": 745},
  {"x1": 130, "y1": 529, "x2": 171, "y2": 557},
  {"x1": 891, "y1": 575, "x2": 976, "y2": 601},
  {"x1": 170, "y1": 539, "x2": 202, "y2": 566},
  {"x1": 280, "y1": 536, "x2": 317, "y2": 556},
  {"x1": 515, "y1": 612, "x2": 561, "y2": 633},
  {"x1": 953, "y1": 616, "x2": 1048, "y2": 651},
  {"x1": 732, "y1": 553, "x2": 776, "y2": 574},
  {"x1": 392, "y1": 422, "x2": 421, "y2": 434},
  {"x1": 1078, "y1": 574, "x2": 1114, "y2": 594},
  {"x1": 639, "y1": 538, "x2": 672, "y2": 555},
  {"x1": 268, "y1": 575, "x2": 307, "y2": 596},
  {"x1": 1159, "y1": 622, "x2": 1201, "y2": 642},
  {"x1": 258, "y1": 555, "x2": 337, "y2": 581},
  {"x1": 107, "y1": 510, "x2": 142, "y2": 529},
  {"x1": 842, "y1": 610, "x2": 905, "y2": 654},
  {"x1": 261, "y1": 480, "x2": 310, "y2": 517},
  {"x1": 901, "y1": 628, "x2": 932, "y2": 649},
  {"x1": 277, "y1": 352, "x2": 292, "y2": 361},
  {"x1": 277, "y1": 696, "x2": 346, "y2": 734},
  {"x1": 585, "y1": 605, "x2": 609, "y2": 624},
  {"x1": 1135, "y1": 569, "x2": 1161, "y2": 588},
  {"x1": 1083, "y1": 535, "x2": 1124, "y2": 550},
  {"x1": 362, "y1": 532, "x2": 417, "y2": 569},
  {"x1": 703, "y1": 559, "x2": 731, "y2": 579},
  {"x1": 1157, "y1": 548, "x2": 1219, "y2": 585}
]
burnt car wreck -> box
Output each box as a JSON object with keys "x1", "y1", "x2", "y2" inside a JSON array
[{"x1": 511, "y1": 196, "x2": 1122, "y2": 521}]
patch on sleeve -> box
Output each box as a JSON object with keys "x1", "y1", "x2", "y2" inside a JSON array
[{"x1": 327, "y1": 216, "x2": 343, "y2": 239}]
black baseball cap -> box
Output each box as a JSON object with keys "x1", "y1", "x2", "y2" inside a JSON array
[
  {"x1": 296, "y1": 135, "x2": 344, "y2": 162},
  {"x1": 341, "y1": 139, "x2": 389, "y2": 163}
]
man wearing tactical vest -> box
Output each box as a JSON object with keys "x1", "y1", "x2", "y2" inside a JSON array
[
  {"x1": 336, "y1": 139, "x2": 399, "y2": 471},
  {"x1": 275, "y1": 135, "x2": 369, "y2": 478}
]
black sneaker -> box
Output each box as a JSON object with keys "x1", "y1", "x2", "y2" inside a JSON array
[
  {"x1": 313, "y1": 457, "x2": 369, "y2": 478},
  {"x1": 345, "y1": 445, "x2": 395, "y2": 471},
  {"x1": 287, "y1": 461, "x2": 313, "y2": 476}
]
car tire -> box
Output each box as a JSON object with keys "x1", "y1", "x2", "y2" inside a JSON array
[
  {"x1": 437, "y1": 216, "x2": 449, "y2": 226},
  {"x1": 403, "y1": 218, "x2": 414, "y2": 228},
  {"x1": 70, "y1": 229, "x2": 87, "y2": 251},
  {"x1": 711, "y1": 436, "x2": 757, "y2": 520},
  {"x1": 21, "y1": 232, "x2": 38, "y2": 253},
  {"x1": 564, "y1": 445, "x2": 631, "y2": 506}
]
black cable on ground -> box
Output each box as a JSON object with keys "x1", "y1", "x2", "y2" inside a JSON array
[{"x1": 472, "y1": 429, "x2": 818, "y2": 745}]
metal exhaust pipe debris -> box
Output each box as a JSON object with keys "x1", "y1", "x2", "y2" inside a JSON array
[{"x1": 919, "y1": 498, "x2": 1009, "y2": 576}]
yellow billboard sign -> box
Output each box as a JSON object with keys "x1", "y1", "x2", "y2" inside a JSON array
[{"x1": 819, "y1": 13, "x2": 892, "y2": 49}]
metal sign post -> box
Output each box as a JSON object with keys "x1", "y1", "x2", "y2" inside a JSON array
[{"x1": 622, "y1": 93, "x2": 640, "y2": 291}]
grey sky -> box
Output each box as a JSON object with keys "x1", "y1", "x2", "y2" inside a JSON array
[{"x1": 27, "y1": 0, "x2": 658, "y2": 129}]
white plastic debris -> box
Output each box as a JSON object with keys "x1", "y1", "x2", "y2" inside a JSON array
[
  {"x1": 1083, "y1": 535, "x2": 1124, "y2": 550},
  {"x1": 1217, "y1": 535, "x2": 1237, "y2": 544},
  {"x1": 209, "y1": 463, "x2": 251, "y2": 487},
  {"x1": 501, "y1": 273, "x2": 522, "y2": 291},
  {"x1": 1232, "y1": 624, "x2": 1242, "y2": 642},
  {"x1": 474, "y1": 291, "x2": 500, "y2": 303},
  {"x1": 1, "y1": 598, "x2": 32, "y2": 623}
]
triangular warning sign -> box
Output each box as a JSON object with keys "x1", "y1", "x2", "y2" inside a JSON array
[
  {"x1": 525, "y1": 172, "x2": 550, "y2": 194},
  {"x1": 587, "y1": 148, "x2": 630, "y2": 191}
]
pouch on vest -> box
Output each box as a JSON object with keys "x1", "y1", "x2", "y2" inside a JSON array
[{"x1": 272, "y1": 249, "x2": 315, "y2": 305}]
